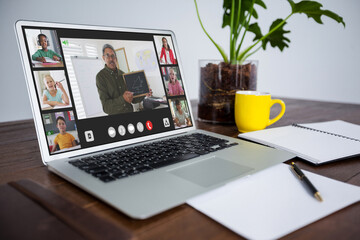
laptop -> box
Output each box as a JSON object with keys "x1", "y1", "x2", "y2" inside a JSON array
[{"x1": 15, "y1": 20, "x2": 294, "y2": 219}]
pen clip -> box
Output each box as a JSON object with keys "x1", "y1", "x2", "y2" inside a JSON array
[{"x1": 291, "y1": 162, "x2": 304, "y2": 180}]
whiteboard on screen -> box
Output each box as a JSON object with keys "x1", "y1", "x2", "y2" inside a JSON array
[{"x1": 71, "y1": 56, "x2": 107, "y2": 118}]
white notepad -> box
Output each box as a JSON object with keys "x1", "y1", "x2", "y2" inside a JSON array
[
  {"x1": 187, "y1": 164, "x2": 360, "y2": 240},
  {"x1": 238, "y1": 120, "x2": 360, "y2": 164}
]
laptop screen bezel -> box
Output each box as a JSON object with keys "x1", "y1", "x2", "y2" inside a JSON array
[{"x1": 15, "y1": 20, "x2": 197, "y2": 164}]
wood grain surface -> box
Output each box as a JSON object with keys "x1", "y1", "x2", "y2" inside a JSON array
[{"x1": 0, "y1": 98, "x2": 359, "y2": 240}]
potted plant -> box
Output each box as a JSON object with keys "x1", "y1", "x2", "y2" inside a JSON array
[{"x1": 195, "y1": 0, "x2": 345, "y2": 123}]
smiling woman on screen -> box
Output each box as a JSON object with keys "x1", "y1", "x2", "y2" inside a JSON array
[
  {"x1": 42, "y1": 75, "x2": 69, "y2": 107},
  {"x1": 160, "y1": 37, "x2": 176, "y2": 64}
]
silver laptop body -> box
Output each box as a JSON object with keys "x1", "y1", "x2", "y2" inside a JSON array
[{"x1": 15, "y1": 20, "x2": 294, "y2": 219}]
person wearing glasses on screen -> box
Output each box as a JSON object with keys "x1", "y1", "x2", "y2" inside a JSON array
[
  {"x1": 32, "y1": 34, "x2": 62, "y2": 63},
  {"x1": 96, "y1": 44, "x2": 152, "y2": 115}
]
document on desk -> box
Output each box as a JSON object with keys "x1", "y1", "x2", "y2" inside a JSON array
[
  {"x1": 238, "y1": 120, "x2": 360, "y2": 164},
  {"x1": 32, "y1": 57, "x2": 60, "y2": 64},
  {"x1": 43, "y1": 57, "x2": 60, "y2": 63},
  {"x1": 187, "y1": 164, "x2": 360, "y2": 240}
]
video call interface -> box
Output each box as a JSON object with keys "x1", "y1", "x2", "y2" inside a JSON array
[{"x1": 22, "y1": 26, "x2": 193, "y2": 155}]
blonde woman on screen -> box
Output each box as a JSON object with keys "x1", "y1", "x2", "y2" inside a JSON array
[{"x1": 42, "y1": 75, "x2": 69, "y2": 107}]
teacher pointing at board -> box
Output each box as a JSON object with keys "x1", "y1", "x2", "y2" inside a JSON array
[{"x1": 96, "y1": 44, "x2": 149, "y2": 115}]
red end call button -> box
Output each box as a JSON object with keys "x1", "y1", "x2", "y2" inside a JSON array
[{"x1": 146, "y1": 121, "x2": 153, "y2": 130}]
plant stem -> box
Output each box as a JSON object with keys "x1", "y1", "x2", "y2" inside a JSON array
[
  {"x1": 237, "y1": 12, "x2": 249, "y2": 36},
  {"x1": 194, "y1": 0, "x2": 229, "y2": 62},
  {"x1": 230, "y1": 0, "x2": 235, "y2": 61},
  {"x1": 236, "y1": 0, "x2": 255, "y2": 61},
  {"x1": 237, "y1": 13, "x2": 293, "y2": 62},
  {"x1": 235, "y1": 0, "x2": 242, "y2": 35},
  {"x1": 233, "y1": 0, "x2": 242, "y2": 63},
  {"x1": 234, "y1": 11, "x2": 249, "y2": 57},
  {"x1": 242, "y1": 45, "x2": 262, "y2": 62}
]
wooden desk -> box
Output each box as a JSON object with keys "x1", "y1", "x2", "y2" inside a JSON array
[{"x1": 0, "y1": 98, "x2": 359, "y2": 240}]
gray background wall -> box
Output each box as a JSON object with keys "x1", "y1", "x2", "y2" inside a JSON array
[{"x1": 1, "y1": 0, "x2": 359, "y2": 123}]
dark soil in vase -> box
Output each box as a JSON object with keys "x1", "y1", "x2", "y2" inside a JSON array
[{"x1": 198, "y1": 61, "x2": 257, "y2": 123}]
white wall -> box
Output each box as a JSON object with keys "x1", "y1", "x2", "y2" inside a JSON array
[{"x1": 1, "y1": 0, "x2": 359, "y2": 122}]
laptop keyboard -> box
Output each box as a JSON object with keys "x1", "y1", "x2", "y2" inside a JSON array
[{"x1": 69, "y1": 133, "x2": 238, "y2": 183}]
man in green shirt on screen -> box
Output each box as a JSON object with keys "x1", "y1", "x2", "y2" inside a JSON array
[
  {"x1": 32, "y1": 34, "x2": 62, "y2": 62},
  {"x1": 96, "y1": 44, "x2": 151, "y2": 115}
]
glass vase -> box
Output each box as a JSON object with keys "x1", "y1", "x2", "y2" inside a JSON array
[{"x1": 198, "y1": 60, "x2": 258, "y2": 123}]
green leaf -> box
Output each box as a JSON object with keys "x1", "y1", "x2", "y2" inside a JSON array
[
  {"x1": 287, "y1": 0, "x2": 345, "y2": 27},
  {"x1": 222, "y1": 0, "x2": 267, "y2": 29},
  {"x1": 247, "y1": 23, "x2": 263, "y2": 41},
  {"x1": 262, "y1": 19, "x2": 291, "y2": 51}
]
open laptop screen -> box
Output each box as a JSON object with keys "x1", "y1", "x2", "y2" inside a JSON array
[{"x1": 21, "y1": 25, "x2": 193, "y2": 155}]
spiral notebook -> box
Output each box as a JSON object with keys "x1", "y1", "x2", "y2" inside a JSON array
[{"x1": 238, "y1": 120, "x2": 360, "y2": 164}]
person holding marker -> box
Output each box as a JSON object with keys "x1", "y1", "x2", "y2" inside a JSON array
[
  {"x1": 42, "y1": 75, "x2": 70, "y2": 107},
  {"x1": 32, "y1": 34, "x2": 62, "y2": 63},
  {"x1": 96, "y1": 44, "x2": 152, "y2": 115}
]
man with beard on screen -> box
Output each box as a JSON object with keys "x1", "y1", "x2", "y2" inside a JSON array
[{"x1": 96, "y1": 44, "x2": 149, "y2": 115}]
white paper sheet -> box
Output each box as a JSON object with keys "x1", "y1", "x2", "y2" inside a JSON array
[
  {"x1": 187, "y1": 164, "x2": 360, "y2": 240},
  {"x1": 32, "y1": 57, "x2": 60, "y2": 64},
  {"x1": 43, "y1": 57, "x2": 60, "y2": 63}
]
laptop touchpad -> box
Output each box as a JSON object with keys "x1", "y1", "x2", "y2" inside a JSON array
[{"x1": 169, "y1": 156, "x2": 253, "y2": 188}]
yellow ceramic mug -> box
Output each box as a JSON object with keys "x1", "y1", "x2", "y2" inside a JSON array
[{"x1": 235, "y1": 91, "x2": 285, "y2": 133}]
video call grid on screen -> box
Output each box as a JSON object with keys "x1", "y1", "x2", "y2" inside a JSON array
[{"x1": 22, "y1": 26, "x2": 193, "y2": 156}]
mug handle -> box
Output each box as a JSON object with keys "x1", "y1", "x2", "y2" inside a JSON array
[{"x1": 267, "y1": 99, "x2": 286, "y2": 127}]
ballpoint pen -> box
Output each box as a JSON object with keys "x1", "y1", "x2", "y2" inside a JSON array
[{"x1": 291, "y1": 162, "x2": 323, "y2": 202}]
